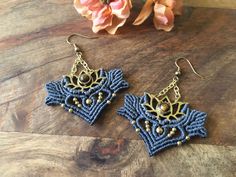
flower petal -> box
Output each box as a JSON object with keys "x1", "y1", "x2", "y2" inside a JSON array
[
  {"x1": 110, "y1": 0, "x2": 132, "y2": 19},
  {"x1": 159, "y1": 0, "x2": 176, "y2": 9},
  {"x1": 106, "y1": 16, "x2": 127, "y2": 34},
  {"x1": 80, "y1": 0, "x2": 102, "y2": 11},
  {"x1": 92, "y1": 6, "x2": 113, "y2": 33},
  {"x1": 92, "y1": 6, "x2": 112, "y2": 26},
  {"x1": 160, "y1": 0, "x2": 183, "y2": 15},
  {"x1": 74, "y1": 0, "x2": 92, "y2": 19},
  {"x1": 153, "y1": 3, "x2": 174, "y2": 32},
  {"x1": 133, "y1": 0, "x2": 153, "y2": 25}
]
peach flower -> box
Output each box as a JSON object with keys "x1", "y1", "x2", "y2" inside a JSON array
[
  {"x1": 74, "y1": 0, "x2": 132, "y2": 34},
  {"x1": 133, "y1": 0, "x2": 183, "y2": 31}
]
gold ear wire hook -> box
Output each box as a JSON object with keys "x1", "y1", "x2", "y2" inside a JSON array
[
  {"x1": 67, "y1": 33, "x2": 99, "y2": 55},
  {"x1": 175, "y1": 57, "x2": 204, "y2": 79},
  {"x1": 66, "y1": 33, "x2": 98, "y2": 45}
]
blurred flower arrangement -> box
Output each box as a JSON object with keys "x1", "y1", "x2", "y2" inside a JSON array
[{"x1": 74, "y1": 0, "x2": 183, "y2": 34}]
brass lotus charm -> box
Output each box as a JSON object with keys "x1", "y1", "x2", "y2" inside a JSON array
[
  {"x1": 64, "y1": 70, "x2": 104, "y2": 92},
  {"x1": 143, "y1": 93, "x2": 186, "y2": 121}
]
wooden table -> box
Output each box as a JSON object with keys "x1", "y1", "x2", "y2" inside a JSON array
[{"x1": 0, "y1": 1, "x2": 236, "y2": 177}]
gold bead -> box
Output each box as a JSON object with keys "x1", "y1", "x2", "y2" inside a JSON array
[
  {"x1": 135, "y1": 128, "x2": 140, "y2": 132},
  {"x1": 156, "y1": 127, "x2": 163, "y2": 134},
  {"x1": 98, "y1": 92, "x2": 103, "y2": 96},
  {"x1": 175, "y1": 71, "x2": 181, "y2": 76},
  {"x1": 177, "y1": 141, "x2": 182, "y2": 146},
  {"x1": 145, "y1": 120, "x2": 149, "y2": 124},
  {"x1": 97, "y1": 99, "x2": 101, "y2": 103},
  {"x1": 172, "y1": 128, "x2": 177, "y2": 132},
  {"x1": 86, "y1": 98, "x2": 92, "y2": 105},
  {"x1": 107, "y1": 100, "x2": 111, "y2": 104},
  {"x1": 186, "y1": 136, "x2": 190, "y2": 140},
  {"x1": 79, "y1": 73, "x2": 90, "y2": 83},
  {"x1": 98, "y1": 96, "x2": 103, "y2": 100},
  {"x1": 112, "y1": 93, "x2": 116, "y2": 97},
  {"x1": 167, "y1": 133, "x2": 172, "y2": 137},
  {"x1": 60, "y1": 104, "x2": 65, "y2": 108},
  {"x1": 170, "y1": 131, "x2": 175, "y2": 135},
  {"x1": 75, "y1": 101, "x2": 79, "y2": 105},
  {"x1": 145, "y1": 125, "x2": 150, "y2": 128},
  {"x1": 73, "y1": 98, "x2": 77, "y2": 102},
  {"x1": 131, "y1": 120, "x2": 135, "y2": 124},
  {"x1": 68, "y1": 108, "x2": 73, "y2": 113},
  {"x1": 159, "y1": 103, "x2": 170, "y2": 113},
  {"x1": 77, "y1": 104, "x2": 82, "y2": 108}
]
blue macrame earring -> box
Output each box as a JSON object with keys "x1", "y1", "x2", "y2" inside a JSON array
[
  {"x1": 45, "y1": 33, "x2": 129, "y2": 125},
  {"x1": 118, "y1": 57, "x2": 207, "y2": 156}
]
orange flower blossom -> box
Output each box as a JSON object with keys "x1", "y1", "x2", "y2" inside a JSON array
[
  {"x1": 133, "y1": 0, "x2": 183, "y2": 31},
  {"x1": 74, "y1": 0, "x2": 132, "y2": 34}
]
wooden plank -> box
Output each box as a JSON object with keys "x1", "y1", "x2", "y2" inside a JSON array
[
  {"x1": 185, "y1": 0, "x2": 236, "y2": 9},
  {"x1": 0, "y1": 0, "x2": 236, "y2": 147},
  {"x1": 0, "y1": 132, "x2": 235, "y2": 177}
]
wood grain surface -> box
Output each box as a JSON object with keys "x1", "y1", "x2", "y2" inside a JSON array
[
  {"x1": 185, "y1": 0, "x2": 236, "y2": 9},
  {"x1": 0, "y1": 0, "x2": 236, "y2": 177},
  {"x1": 0, "y1": 132, "x2": 235, "y2": 177}
]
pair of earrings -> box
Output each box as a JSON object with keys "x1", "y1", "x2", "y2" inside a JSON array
[{"x1": 45, "y1": 34, "x2": 207, "y2": 156}]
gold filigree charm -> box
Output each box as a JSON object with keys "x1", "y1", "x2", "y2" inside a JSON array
[
  {"x1": 143, "y1": 93, "x2": 185, "y2": 121},
  {"x1": 64, "y1": 70, "x2": 105, "y2": 92}
]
